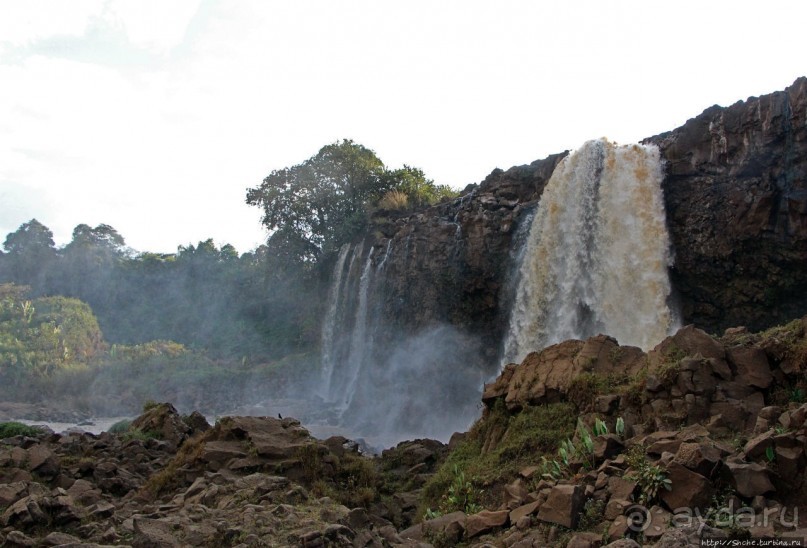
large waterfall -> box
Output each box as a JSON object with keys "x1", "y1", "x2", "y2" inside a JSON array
[{"x1": 503, "y1": 138, "x2": 677, "y2": 362}]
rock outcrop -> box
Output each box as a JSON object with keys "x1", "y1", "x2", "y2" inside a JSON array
[{"x1": 647, "y1": 76, "x2": 807, "y2": 333}]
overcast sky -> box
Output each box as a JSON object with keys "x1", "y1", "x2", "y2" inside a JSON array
[{"x1": 1, "y1": 1, "x2": 805, "y2": 254}]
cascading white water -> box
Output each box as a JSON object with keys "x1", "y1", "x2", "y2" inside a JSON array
[
  {"x1": 340, "y1": 248, "x2": 374, "y2": 408},
  {"x1": 503, "y1": 138, "x2": 676, "y2": 363},
  {"x1": 319, "y1": 243, "x2": 352, "y2": 399}
]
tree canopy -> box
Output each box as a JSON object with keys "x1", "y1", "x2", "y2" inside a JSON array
[{"x1": 246, "y1": 139, "x2": 457, "y2": 263}]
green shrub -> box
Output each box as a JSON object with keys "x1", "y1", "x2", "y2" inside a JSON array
[
  {"x1": 421, "y1": 402, "x2": 576, "y2": 513},
  {"x1": 0, "y1": 421, "x2": 43, "y2": 438},
  {"x1": 107, "y1": 419, "x2": 132, "y2": 434}
]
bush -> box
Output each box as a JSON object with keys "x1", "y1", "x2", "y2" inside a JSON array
[
  {"x1": 107, "y1": 419, "x2": 132, "y2": 434},
  {"x1": 421, "y1": 401, "x2": 576, "y2": 513},
  {"x1": 0, "y1": 421, "x2": 43, "y2": 438},
  {"x1": 378, "y1": 190, "x2": 409, "y2": 210}
]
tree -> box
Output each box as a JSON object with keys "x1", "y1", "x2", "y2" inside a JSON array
[
  {"x1": 247, "y1": 140, "x2": 458, "y2": 264},
  {"x1": 1, "y1": 219, "x2": 57, "y2": 288},
  {"x1": 246, "y1": 140, "x2": 390, "y2": 263},
  {"x1": 381, "y1": 165, "x2": 458, "y2": 209}
]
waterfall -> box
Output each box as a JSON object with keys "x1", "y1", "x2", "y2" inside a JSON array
[
  {"x1": 319, "y1": 243, "x2": 352, "y2": 398},
  {"x1": 318, "y1": 242, "x2": 378, "y2": 410},
  {"x1": 503, "y1": 138, "x2": 676, "y2": 363},
  {"x1": 316, "y1": 234, "x2": 488, "y2": 447},
  {"x1": 340, "y1": 248, "x2": 375, "y2": 408}
]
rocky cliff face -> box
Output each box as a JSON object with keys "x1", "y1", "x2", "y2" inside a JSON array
[
  {"x1": 646, "y1": 76, "x2": 807, "y2": 333},
  {"x1": 363, "y1": 77, "x2": 807, "y2": 353}
]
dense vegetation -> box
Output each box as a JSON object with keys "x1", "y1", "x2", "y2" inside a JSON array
[
  {"x1": 246, "y1": 139, "x2": 456, "y2": 263},
  {"x1": 0, "y1": 140, "x2": 451, "y2": 414}
]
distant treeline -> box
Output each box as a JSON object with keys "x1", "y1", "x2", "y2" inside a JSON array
[
  {"x1": 0, "y1": 219, "x2": 317, "y2": 361},
  {"x1": 0, "y1": 140, "x2": 458, "y2": 413}
]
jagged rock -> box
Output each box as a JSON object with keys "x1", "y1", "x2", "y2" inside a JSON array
[
  {"x1": 606, "y1": 515, "x2": 630, "y2": 543},
  {"x1": 483, "y1": 363, "x2": 517, "y2": 404},
  {"x1": 674, "y1": 441, "x2": 723, "y2": 478},
  {"x1": 465, "y1": 509, "x2": 509, "y2": 538},
  {"x1": 566, "y1": 531, "x2": 603, "y2": 548},
  {"x1": 593, "y1": 435, "x2": 624, "y2": 461},
  {"x1": 25, "y1": 444, "x2": 60, "y2": 477},
  {"x1": 131, "y1": 403, "x2": 191, "y2": 451},
  {"x1": 607, "y1": 476, "x2": 637, "y2": 500},
  {"x1": 744, "y1": 430, "x2": 776, "y2": 460},
  {"x1": 725, "y1": 462, "x2": 776, "y2": 498},
  {"x1": 0, "y1": 482, "x2": 28, "y2": 507},
  {"x1": 505, "y1": 341, "x2": 585, "y2": 409},
  {"x1": 643, "y1": 505, "x2": 672, "y2": 539},
  {"x1": 504, "y1": 478, "x2": 529, "y2": 509},
  {"x1": 41, "y1": 531, "x2": 82, "y2": 545},
  {"x1": 537, "y1": 484, "x2": 584, "y2": 529},
  {"x1": 132, "y1": 517, "x2": 181, "y2": 547},
  {"x1": 648, "y1": 325, "x2": 726, "y2": 372},
  {"x1": 659, "y1": 462, "x2": 713, "y2": 511},
  {"x1": 3, "y1": 530, "x2": 36, "y2": 547},
  {"x1": 399, "y1": 511, "x2": 466, "y2": 543},
  {"x1": 604, "y1": 498, "x2": 629, "y2": 521},
  {"x1": 727, "y1": 346, "x2": 774, "y2": 389},
  {"x1": 67, "y1": 478, "x2": 103, "y2": 506},
  {"x1": 183, "y1": 410, "x2": 211, "y2": 434},
  {"x1": 775, "y1": 445, "x2": 805, "y2": 481},
  {"x1": 648, "y1": 77, "x2": 807, "y2": 332}
]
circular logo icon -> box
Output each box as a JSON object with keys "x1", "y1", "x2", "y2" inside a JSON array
[{"x1": 625, "y1": 504, "x2": 651, "y2": 533}]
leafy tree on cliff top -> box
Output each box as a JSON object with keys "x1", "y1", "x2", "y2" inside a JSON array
[
  {"x1": 246, "y1": 139, "x2": 457, "y2": 264},
  {"x1": 247, "y1": 140, "x2": 388, "y2": 263}
]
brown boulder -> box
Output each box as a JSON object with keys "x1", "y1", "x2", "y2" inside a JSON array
[
  {"x1": 537, "y1": 484, "x2": 584, "y2": 528},
  {"x1": 725, "y1": 462, "x2": 775, "y2": 498},
  {"x1": 674, "y1": 442, "x2": 723, "y2": 478},
  {"x1": 775, "y1": 446, "x2": 805, "y2": 481},
  {"x1": 465, "y1": 509, "x2": 509, "y2": 538},
  {"x1": 130, "y1": 402, "x2": 191, "y2": 450},
  {"x1": 648, "y1": 326, "x2": 725, "y2": 373},
  {"x1": 727, "y1": 346, "x2": 774, "y2": 389},
  {"x1": 659, "y1": 462, "x2": 713, "y2": 511},
  {"x1": 505, "y1": 341, "x2": 585, "y2": 409},
  {"x1": 400, "y1": 511, "x2": 466, "y2": 543},
  {"x1": 567, "y1": 531, "x2": 603, "y2": 548},
  {"x1": 509, "y1": 500, "x2": 541, "y2": 524},
  {"x1": 132, "y1": 517, "x2": 181, "y2": 548}
]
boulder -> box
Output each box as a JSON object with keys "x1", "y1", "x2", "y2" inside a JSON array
[
  {"x1": 659, "y1": 462, "x2": 713, "y2": 511},
  {"x1": 130, "y1": 403, "x2": 191, "y2": 450},
  {"x1": 537, "y1": 484, "x2": 584, "y2": 529},
  {"x1": 674, "y1": 441, "x2": 723, "y2": 478},
  {"x1": 465, "y1": 509, "x2": 509, "y2": 538},
  {"x1": 400, "y1": 511, "x2": 466, "y2": 543},
  {"x1": 567, "y1": 531, "x2": 603, "y2": 548},
  {"x1": 505, "y1": 341, "x2": 585, "y2": 409},
  {"x1": 775, "y1": 446, "x2": 805, "y2": 481},
  {"x1": 743, "y1": 430, "x2": 775, "y2": 460},
  {"x1": 132, "y1": 517, "x2": 182, "y2": 547},
  {"x1": 727, "y1": 346, "x2": 774, "y2": 389},
  {"x1": 725, "y1": 462, "x2": 775, "y2": 498},
  {"x1": 509, "y1": 500, "x2": 541, "y2": 524}
]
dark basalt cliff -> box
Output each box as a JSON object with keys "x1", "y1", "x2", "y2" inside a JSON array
[
  {"x1": 646, "y1": 76, "x2": 807, "y2": 333},
  {"x1": 364, "y1": 77, "x2": 807, "y2": 354}
]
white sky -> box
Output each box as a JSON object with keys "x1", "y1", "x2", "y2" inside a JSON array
[{"x1": 1, "y1": 0, "x2": 805, "y2": 254}]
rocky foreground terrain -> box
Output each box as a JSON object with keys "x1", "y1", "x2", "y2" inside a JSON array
[{"x1": 3, "y1": 317, "x2": 807, "y2": 547}]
